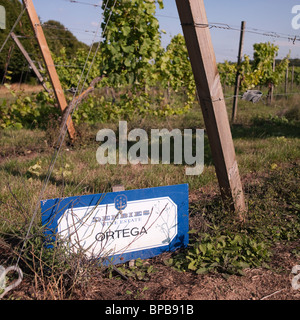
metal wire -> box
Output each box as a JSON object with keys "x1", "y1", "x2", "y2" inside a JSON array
[{"x1": 64, "y1": 0, "x2": 102, "y2": 8}]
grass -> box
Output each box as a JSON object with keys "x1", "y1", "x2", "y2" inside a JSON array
[{"x1": 0, "y1": 89, "x2": 299, "y2": 299}]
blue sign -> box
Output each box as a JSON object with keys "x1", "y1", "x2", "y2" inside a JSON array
[{"x1": 41, "y1": 184, "x2": 189, "y2": 265}]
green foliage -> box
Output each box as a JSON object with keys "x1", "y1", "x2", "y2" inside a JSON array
[
  {"x1": 0, "y1": 85, "x2": 58, "y2": 129},
  {"x1": 158, "y1": 34, "x2": 195, "y2": 107},
  {"x1": 159, "y1": 34, "x2": 192, "y2": 90},
  {"x1": 239, "y1": 54, "x2": 262, "y2": 90},
  {"x1": 0, "y1": 0, "x2": 86, "y2": 83},
  {"x1": 218, "y1": 60, "x2": 237, "y2": 87},
  {"x1": 101, "y1": 0, "x2": 164, "y2": 87},
  {"x1": 284, "y1": 104, "x2": 300, "y2": 122},
  {"x1": 166, "y1": 232, "x2": 271, "y2": 275},
  {"x1": 216, "y1": 42, "x2": 290, "y2": 92},
  {"x1": 165, "y1": 160, "x2": 300, "y2": 277},
  {"x1": 0, "y1": 0, "x2": 35, "y2": 82},
  {"x1": 252, "y1": 114, "x2": 290, "y2": 126},
  {"x1": 246, "y1": 164, "x2": 300, "y2": 243},
  {"x1": 54, "y1": 47, "x2": 102, "y2": 90},
  {"x1": 253, "y1": 42, "x2": 289, "y2": 87},
  {"x1": 239, "y1": 42, "x2": 289, "y2": 91},
  {"x1": 42, "y1": 20, "x2": 88, "y2": 58},
  {"x1": 107, "y1": 258, "x2": 157, "y2": 281},
  {"x1": 126, "y1": 286, "x2": 149, "y2": 299},
  {"x1": 1, "y1": 0, "x2": 192, "y2": 121},
  {"x1": 0, "y1": 83, "x2": 190, "y2": 131},
  {"x1": 72, "y1": 91, "x2": 190, "y2": 125}
]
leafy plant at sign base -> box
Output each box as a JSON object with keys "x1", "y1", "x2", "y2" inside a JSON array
[
  {"x1": 166, "y1": 232, "x2": 272, "y2": 276},
  {"x1": 107, "y1": 258, "x2": 157, "y2": 281}
]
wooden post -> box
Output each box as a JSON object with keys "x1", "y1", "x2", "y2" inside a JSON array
[
  {"x1": 1, "y1": 44, "x2": 14, "y2": 85},
  {"x1": 291, "y1": 65, "x2": 294, "y2": 91},
  {"x1": 22, "y1": 0, "x2": 76, "y2": 141},
  {"x1": 232, "y1": 21, "x2": 246, "y2": 123},
  {"x1": 10, "y1": 32, "x2": 50, "y2": 93},
  {"x1": 112, "y1": 185, "x2": 125, "y2": 192},
  {"x1": 176, "y1": 0, "x2": 246, "y2": 216},
  {"x1": 267, "y1": 56, "x2": 275, "y2": 105},
  {"x1": 285, "y1": 66, "x2": 288, "y2": 96}
]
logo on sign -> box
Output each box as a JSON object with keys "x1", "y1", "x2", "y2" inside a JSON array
[{"x1": 114, "y1": 194, "x2": 127, "y2": 211}]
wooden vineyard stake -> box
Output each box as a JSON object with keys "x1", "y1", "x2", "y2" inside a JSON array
[
  {"x1": 22, "y1": 0, "x2": 76, "y2": 141},
  {"x1": 232, "y1": 21, "x2": 246, "y2": 123},
  {"x1": 291, "y1": 65, "x2": 294, "y2": 90},
  {"x1": 175, "y1": 0, "x2": 247, "y2": 216},
  {"x1": 1, "y1": 44, "x2": 14, "y2": 85},
  {"x1": 10, "y1": 32, "x2": 50, "y2": 93},
  {"x1": 267, "y1": 55, "x2": 275, "y2": 105},
  {"x1": 285, "y1": 65, "x2": 288, "y2": 96},
  {"x1": 112, "y1": 185, "x2": 125, "y2": 193}
]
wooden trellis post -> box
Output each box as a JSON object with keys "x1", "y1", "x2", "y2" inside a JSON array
[
  {"x1": 232, "y1": 21, "x2": 246, "y2": 123},
  {"x1": 176, "y1": 0, "x2": 246, "y2": 216},
  {"x1": 22, "y1": 0, "x2": 76, "y2": 141},
  {"x1": 10, "y1": 32, "x2": 50, "y2": 93}
]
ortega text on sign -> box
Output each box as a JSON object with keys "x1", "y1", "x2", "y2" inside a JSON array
[{"x1": 41, "y1": 184, "x2": 189, "y2": 264}]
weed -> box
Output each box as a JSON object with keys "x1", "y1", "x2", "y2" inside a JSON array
[
  {"x1": 126, "y1": 286, "x2": 149, "y2": 299},
  {"x1": 167, "y1": 162, "x2": 300, "y2": 276},
  {"x1": 107, "y1": 258, "x2": 157, "y2": 281},
  {"x1": 165, "y1": 232, "x2": 271, "y2": 276}
]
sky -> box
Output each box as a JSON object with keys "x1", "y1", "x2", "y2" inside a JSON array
[{"x1": 30, "y1": 0, "x2": 300, "y2": 62}]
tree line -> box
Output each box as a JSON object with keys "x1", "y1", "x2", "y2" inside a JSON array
[{"x1": 0, "y1": 0, "x2": 87, "y2": 83}]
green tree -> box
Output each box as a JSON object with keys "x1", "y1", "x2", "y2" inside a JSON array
[
  {"x1": 54, "y1": 47, "x2": 102, "y2": 90},
  {"x1": 239, "y1": 42, "x2": 289, "y2": 96},
  {"x1": 100, "y1": 0, "x2": 164, "y2": 87},
  {"x1": 218, "y1": 60, "x2": 237, "y2": 87},
  {"x1": 0, "y1": 0, "x2": 36, "y2": 82},
  {"x1": 158, "y1": 33, "x2": 195, "y2": 106},
  {"x1": 43, "y1": 20, "x2": 88, "y2": 58},
  {"x1": 0, "y1": 0, "x2": 87, "y2": 83}
]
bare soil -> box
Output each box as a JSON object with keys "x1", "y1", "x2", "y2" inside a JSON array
[
  {"x1": 0, "y1": 84, "x2": 44, "y2": 97},
  {"x1": 72, "y1": 242, "x2": 299, "y2": 301},
  {"x1": 3, "y1": 236, "x2": 298, "y2": 301}
]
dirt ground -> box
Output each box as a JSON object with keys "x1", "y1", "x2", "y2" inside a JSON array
[
  {"x1": 4, "y1": 239, "x2": 298, "y2": 301},
  {"x1": 84, "y1": 242, "x2": 300, "y2": 300},
  {"x1": 0, "y1": 84, "x2": 43, "y2": 99}
]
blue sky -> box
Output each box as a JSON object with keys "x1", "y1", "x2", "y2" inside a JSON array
[{"x1": 32, "y1": 0, "x2": 300, "y2": 62}]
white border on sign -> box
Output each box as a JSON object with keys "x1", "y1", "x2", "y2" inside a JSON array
[{"x1": 57, "y1": 196, "x2": 178, "y2": 257}]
